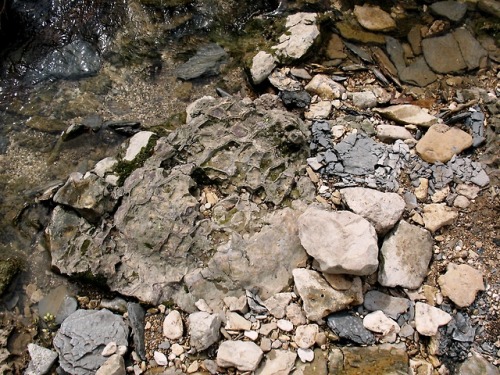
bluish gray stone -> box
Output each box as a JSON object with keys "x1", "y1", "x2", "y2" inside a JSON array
[
  {"x1": 326, "y1": 312, "x2": 375, "y2": 345},
  {"x1": 53, "y1": 309, "x2": 129, "y2": 375},
  {"x1": 128, "y1": 302, "x2": 146, "y2": 360},
  {"x1": 175, "y1": 43, "x2": 228, "y2": 80},
  {"x1": 430, "y1": 1, "x2": 468, "y2": 22},
  {"x1": 28, "y1": 40, "x2": 101, "y2": 83}
]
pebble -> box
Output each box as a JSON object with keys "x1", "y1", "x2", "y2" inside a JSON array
[
  {"x1": 244, "y1": 330, "x2": 259, "y2": 341},
  {"x1": 171, "y1": 343, "x2": 184, "y2": 356},
  {"x1": 154, "y1": 351, "x2": 168, "y2": 366},
  {"x1": 102, "y1": 342, "x2": 117, "y2": 357},
  {"x1": 297, "y1": 348, "x2": 315, "y2": 363},
  {"x1": 277, "y1": 319, "x2": 294, "y2": 332}
]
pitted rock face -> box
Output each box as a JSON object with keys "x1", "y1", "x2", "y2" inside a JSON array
[{"x1": 45, "y1": 97, "x2": 311, "y2": 308}]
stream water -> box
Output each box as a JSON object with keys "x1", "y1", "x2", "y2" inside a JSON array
[{"x1": 0, "y1": 0, "x2": 291, "y2": 315}]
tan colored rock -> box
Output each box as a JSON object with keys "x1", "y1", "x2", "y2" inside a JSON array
[
  {"x1": 217, "y1": 341, "x2": 263, "y2": 372},
  {"x1": 294, "y1": 324, "x2": 319, "y2": 349},
  {"x1": 305, "y1": 74, "x2": 346, "y2": 100},
  {"x1": 415, "y1": 178, "x2": 429, "y2": 202},
  {"x1": 374, "y1": 105, "x2": 437, "y2": 126},
  {"x1": 376, "y1": 124, "x2": 414, "y2": 143},
  {"x1": 438, "y1": 263, "x2": 485, "y2": 307},
  {"x1": 416, "y1": 124, "x2": 472, "y2": 163},
  {"x1": 422, "y1": 203, "x2": 458, "y2": 233},
  {"x1": 354, "y1": 5, "x2": 396, "y2": 32}
]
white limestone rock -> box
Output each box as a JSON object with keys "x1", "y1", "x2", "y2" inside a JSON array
[
  {"x1": 294, "y1": 324, "x2": 319, "y2": 349},
  {"x1": 188, "y1": 312, "x2": 221, "y2": 352},
  {"x1": 251, "y1": 51, "x2": 277, "y2": 85},
  {"x1": 272, "y1": 13, "x2": 320, "y2": 61},
  {"x1": 415, "y1": 302, "x2": 452, "y2": 336},
  {"x1": 298, "y1": 207, "x2": 379, "y2": 276},
  {"x1": 340, "y1": 187, "x2": 406, "y2": 235},
  {"x1": 163, "y1": 310, "x2": 183, "y2": 340},
  {"x1": 217, "y1": 340, "x2": 263, "y2": 372},
  {"x1": 123, "y1": 131, "x2": 155, "y2": 162}
]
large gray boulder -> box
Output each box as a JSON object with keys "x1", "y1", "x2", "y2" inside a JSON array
[
  {"x1": 45, "y1": 97, "x2": 311, "y2": 309},
  {"x1": 298, "y1": 207, "x2": 379, "y2": 276},
  {"x1": 53, "y1": 309, "x2": 129, "y2": 375},
  {"x1": 378, "y1": 221, "x2": 433, "y2": 289}
]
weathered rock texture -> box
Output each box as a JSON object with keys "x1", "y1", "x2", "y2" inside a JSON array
[
  {"x1": 45, "y1": 97, "x2": 311, "y2": 310},
  {"x1": 378, "y1": 221, "x2": 433, "y2": 289},
  {"x1": 298, "y1": 207, "x2": 379, "y2": 276},
  {"x1": 53, "y1": 309, "x2": 128, "y2": 375}
]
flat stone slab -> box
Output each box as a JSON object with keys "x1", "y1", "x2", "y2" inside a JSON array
[
  {"x1": 272, "y1": 13, "x2": 320, "y2": 61},
  {"x1": 430, "y1": 1, "x2": 468, "y2": 22},
  {"x1": 422, "y1": 33, "x2": 467, "y2": 73},
  {"x1": 363, "y1": 290, "x2": 411, "y2": 319},
  {"x1": 374, "y1": 105, "x2": 437, "y2": 126},
  {"x1": 438, "y1": 263, "x2": 485, "y2": 307},
  {"x1": 376, "y1": 124, "x2": 415, "y2": 142},
  {"x1": 298, "y1": 207, "x2": 379, "y2": 276},
  {"x1": 175, "y1": 43, "x2": 228, "y2": 80},
  {"x1": 217, "y1": 341, "x2": 263, "y2": 372},
  {"x1": 416, "y1": 124, "x2": 473, "y2": 163},
  {"x1": 354, "y1": 5, "x2": 396, "y2": 32},
  {"x1": 326, "y1": 312, "x2": 375, "y2": 345},
  {"x1": 378, "y1": 220, "x2": 433, "y2": 289}
]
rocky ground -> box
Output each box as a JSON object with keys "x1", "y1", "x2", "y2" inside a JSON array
[{"x1": 0, "y1": 0, "x2": 499, "y2": 374}]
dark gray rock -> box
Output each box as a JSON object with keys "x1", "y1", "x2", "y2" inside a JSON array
[
  {"x1": 430, "y1": 1, "x2": 468, "y2": 22},
  {"x1": 385, "y1": 37, "x2": 405, "y2": 73},
  {"x1": 399, "y1": 57, "x2": 437, "y2": 87},
  {"x1": 27, "y1": 40, "x2": 101, "y2": 83},
  {"x1": 423, "y1": 33, "x2": 467, "y2": 73},
  {"x1": 53, "y1": 309, "x2": 129, "y2": 375},
  {"x1": 127, "y1": 303, "x2": 146, "y2": 360},
  {"x1": 326, "y1": 312, "x2": 375, "y2": 345},
  {"x1": 281, "y1": 90, "x2": 312, "y2": 109},
  {"x1": 332, "y1": 133, "x2": 385, "y2": 176},
  {"x1": 363, "y1": 290, "x2": 411, "y2": 319},
  {"x1": 478, "y1": 0, "x2": 500, "y2": 18},
  {"x1": 26, "y1": 344, "x2": 58, "y2": 375},
  {"x1": 175, "y1": 43, "x2": 228, "y2": 80},
  {"x1": 452, "y1": 28, "x2": 488, "y2": 70},
  {"x1": 466, "y1": 107, "x2": 486, "y2": 147}
]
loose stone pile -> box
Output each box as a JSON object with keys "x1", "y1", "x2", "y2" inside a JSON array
[{"x1": 16, "y1": 1, "x2": 500, "y2": 374}]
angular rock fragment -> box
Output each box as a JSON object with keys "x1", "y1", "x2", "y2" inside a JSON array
[
  {"x1": 453, "y1": 28, "x2": 488, "y2": 70},
  {"x1": 25, "y1": 344, "x2": 58, "y2": 375},
  {"x1": 217, "y1": 341, "x2": 263, "y2": 371},
  {"x1": 340, "y1": 187, "x2": 405, "y2": 235},
  {"x1": 415, "y1": 302, "x2": 452, "y2": 336},
  {"x1": 363, "y1": 291, "x2": 411, "y2": 319},
  {"x1": 272, "y1": 13, "x2": 320, "y2": 61},
  {"x1": 378, "y1": 221, "x2": 433, "y2": 289},
  {"x1": 263, "y1": 293, "x2": 294, "y2": 319},
  {"x1": 53, "y1": 309, "x2": 129, "y2": 375},
  {"x1": 293, "y1": 268, "x2": 363, "y2": 321},
  {"x1": 95, "y1": 354, "x2": 125, "y2": 375},
  {"x1": 188, "y1": 312, "x2": 221, "y2": 352},
  {"x1": 374, "y1": 105, "x2": 437, "y2": 127},
  {"x1": 376, "y1": 124, "x2": 414, "y2": 143},
  {"x1": 305, "y1": 74, "x2": 346, "y2": 100},
  {"x1": 416, "y1": 124, "x2": 473, "y2": 163},
  {"x1": 326, "y1": 312, "x2": 375, "y2": 345},
  {"x1": 298, "y1": 207, "x2": 379, "y2": 276},
  {"x1": 363, "y1": 310, "x2": 400, "y2": 340},
  {"x1": 251, "y1": 51, "x2": 276, "y2": 85},
  {"x1": 438, "y1": 263, "x2": 485, "y2": 307},
  {"x1": 422, "y1": 203, "x2": 458, "y2": 232}
]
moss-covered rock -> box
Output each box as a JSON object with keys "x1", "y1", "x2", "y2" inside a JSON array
[{"x1": 0, "y1": 258, "x2": 21, "y2": 295}]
